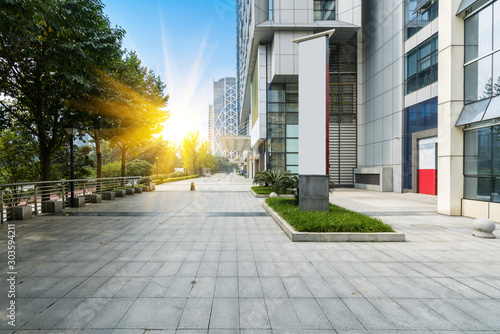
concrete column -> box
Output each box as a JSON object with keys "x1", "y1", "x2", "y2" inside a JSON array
[{"x1": 437, "y1": 0, "x2": 465, "y2": 215}]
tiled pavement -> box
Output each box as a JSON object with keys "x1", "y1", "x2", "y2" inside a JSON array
[{"x1": 0, "y1": 174, "x2": 499, "y2": 334}]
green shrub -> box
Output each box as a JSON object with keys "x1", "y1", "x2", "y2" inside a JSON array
[
  {"x1": 253, "y1": 170, "x2": 290, "y2": 187},
  {"x1": 102, "y1": 161, "x2": 121, "y2": 178},
  {"x1": 126, "y1": 159, "x2": 153, "y2": 177},
  {"x1": 169, "y1": 171, "x2": 187, "y2": 178}
]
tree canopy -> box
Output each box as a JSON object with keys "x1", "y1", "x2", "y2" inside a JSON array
[{"x1": 0, "y1": 0, "x2": 169, "y2": 182}]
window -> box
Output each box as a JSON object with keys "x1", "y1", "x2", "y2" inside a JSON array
[
  {"x1": 463, "y1": 125, "x2": 500, "y2": 202},
  {"x1": 405, "y1": 0, "x2": 439, "y2": 40},
  {"x1": 267, "y1": 83, "x2": 299, "y2": 172},
  {"x1": 314, "y1": 0, "x2": 335, "y2": 20},
  {"x1": 406, "y1": 34, "x2": 438, "y2": 94},
  {"x1": 464, "y1": 2, "x2": 500, "y2": 104}
]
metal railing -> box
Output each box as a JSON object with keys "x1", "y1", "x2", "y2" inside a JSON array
[{"x1": 0, "y1": 176, "x2": 143, "y2": 223}]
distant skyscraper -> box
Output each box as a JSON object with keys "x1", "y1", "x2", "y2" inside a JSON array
[{"x1": 209, "y1": 77, "x2": 238, "y2": 158}]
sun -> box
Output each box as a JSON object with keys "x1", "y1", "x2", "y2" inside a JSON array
[{"x1": 158, "y1": 16, "x2": 213, "y2": 145}]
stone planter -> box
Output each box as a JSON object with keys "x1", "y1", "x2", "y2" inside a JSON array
[
  {"x1": 115, "y1": 189, "x2": 126, "y2": 197},
  {"x1": 103, "y1": 191, "x2": 115, "y2": 200},
  {"x1": 90, "y1": 194, "x2": 102, "y2": 203},
  {"x1": 142, "y1": 186, "x2": 149, "y2": 192},
  {"x1": 135, "y1": 187, "x2": 143, "y2": 194},
  {"x1": 6, "y1": 206, "x2": 32, "y2": 221},
  {"x1": 126, "y1": 188, "x2": 135, "y2": 195},
  {"x1": 71, "y1": 197, "x2": 85, "y2": 208},
  {"x1": 42, "y1": 200, "x2": 63, "y2": 213}
]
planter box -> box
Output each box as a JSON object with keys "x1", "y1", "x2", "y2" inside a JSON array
[
  {"x1": 103, "y1": 192, "x2": 115, "y2": 200},
  {"x1": 115, "y1": 189, "x2": 126, "y2": 197},
  {"x1": 262, "y1": 201, "x2": 405, "y2": 242},
  {"x1": 71, "y1": 197, "x2": 85, "y2": 208},
  {"x1": 142, "y1": 186, "x2": 149, "y2": 192},
  {"x1": 42, "y1": 200, "x2": 63, "y2": 213},
  {"x1": 14, "y1": 206, "x2": 32, "y2": 220},
  {"x1": 90, "y1": 194, "x2": 102, "y2": 203},
  {"x1": 126, "y1": 188, "x2": 135, "y2": 195},
  {"x1": 135, "y1": 187, "x2": 143, "y2": 194}
]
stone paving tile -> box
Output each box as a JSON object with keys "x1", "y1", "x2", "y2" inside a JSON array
[
  {"x1": 264, "y1": 298, "x2": 302, "y2": 330},
  {"x1": 52, "y1": 297, "x2": 110, "y2": 329},
  {"x1": 0, "y1": 176, "x2": 499, "y2": 333},
  {"x1": 290, "y1": 298, "x2": 332, "y2": 330},
  {"x1": 177, "y1": 297, "x2": 213, "y2": 329},
  {"x1": 84, "y1": 298, "x2": 135, "y2": 329}
]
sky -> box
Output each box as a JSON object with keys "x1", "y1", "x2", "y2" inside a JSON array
[{"x1": 103, "y1": 0, "x2": 237, "y2": 144}]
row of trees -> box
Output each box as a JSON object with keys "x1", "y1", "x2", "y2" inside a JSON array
[
  {"x1": 0, "y1": 0, "x2": 168, "y2": 183},
  {"x1": 0, "y1": 125, "x2": 236, "y2": 183}
]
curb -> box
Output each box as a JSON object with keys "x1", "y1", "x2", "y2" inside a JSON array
[
  {"x1": 250, "y1": 189, "x2": 295, "y2": 199},
  {"x1": 262, "y1": 201, "x2": 405, "y2": 242}
]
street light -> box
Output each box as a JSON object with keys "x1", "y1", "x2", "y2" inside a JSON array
[
  {"x1": 155, "y1": 156, "x2": 159, "y2": 180},
  {"x1": 64, "y1": 124, "x2": 80, "y2": 207}
]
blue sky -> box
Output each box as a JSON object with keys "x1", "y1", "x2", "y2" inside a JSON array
[{"x1": 103, "y1": 0, "x2": 236, "y2": 144}]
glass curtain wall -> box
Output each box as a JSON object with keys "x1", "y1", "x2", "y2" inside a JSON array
[
  {"x1": 405, "y1": 0, "x2": 439, "y2": 40},
  {"x1": 406, "y1": 34, "x2": 438, "y2": 94},
  {"x1": 267, "y1": 83, "x2": 299, "y2": 173},
  {"x1": 464, "y1": 1, "x2": 500, "y2": 104},
  {"x1": 464, "y1": 124, "x2": 500, "y2": 202}
]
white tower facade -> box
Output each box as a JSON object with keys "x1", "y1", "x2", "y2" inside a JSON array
[{"x1": 209, "y1": 77, "x2": 238, "y2": 158}]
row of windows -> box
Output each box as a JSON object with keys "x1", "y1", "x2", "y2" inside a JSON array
[
  {"x1": 405, "y1": 0, "x2": 439, "y2": 40},
  {"x1": 267, "y1": 83, "x2": 299, "y2": 173},
  {"x1": 464, "y1": 125, "x2": 500, "y2": 202},
  {"x1": 406, "y1": 34, "x2": 438, "y2": 95},
  {"x1": 464, "y1": 1, "x2": 500, "y2": 104}
]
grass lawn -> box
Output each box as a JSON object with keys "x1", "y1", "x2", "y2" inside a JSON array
[
  {"x1": 251, "y1": 186, "x2": 294, "y2": 195},
  {"x1": 251, "y1": 186, "x2": 273, "y2": 195},
  {"x1": 266, "y1": 197, "x2": 394, "y2": 233}
]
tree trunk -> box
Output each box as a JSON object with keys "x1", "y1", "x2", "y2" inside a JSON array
[
  {"x1": 121, "y1": 147, "x2": 127, "y2": 178},
  {"x1": 95, "y1": 132, "x2": 102, "y2": 179},
  {"x1": 39, "y1": 144, "x2": 51, "y2": 203},
  {"x1": 94, "y1": 130, "x2": 102, "y2": 193},
  {"x1": 121, "y1": 146, "x2": 127, "y2": 187}
]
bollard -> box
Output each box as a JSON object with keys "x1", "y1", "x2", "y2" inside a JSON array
[
  {"x1": 472, "y1": 218, "x2": 496, "y2": 239},
  {"x1": 190, "y1": 182, "x2": 195, "y2": 191}
]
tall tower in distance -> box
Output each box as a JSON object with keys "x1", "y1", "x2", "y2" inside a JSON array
[{"x1": 209, "y1": 77, "x2": 238, "y2": 159}]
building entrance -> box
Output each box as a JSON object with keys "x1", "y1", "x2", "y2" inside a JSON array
[{"x1": 418, "y1": 136, "x2": 438, "y2": 195}]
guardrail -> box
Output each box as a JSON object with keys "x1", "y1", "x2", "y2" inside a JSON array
[{"x1": 0, "y1": 176, "x2": 144, "y2": 223}]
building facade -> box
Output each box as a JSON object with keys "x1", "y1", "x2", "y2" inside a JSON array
[
  {"x1": 237, "y1": 0, "x2": 500, "y2": 222},
  {"x1": 208, "y1": 77, "x2": 239, "y2": 159}
]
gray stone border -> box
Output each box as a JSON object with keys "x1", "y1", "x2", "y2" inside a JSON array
[
  {"x1": 250, "y1": 188, "x2": 295, "y2": 199},
  {"x1": 262, "y1": 201, "x2": 405, "y2": 242}
]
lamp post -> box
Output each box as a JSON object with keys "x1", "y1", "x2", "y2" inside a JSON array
[
  {"x1": 64, "y1": 124, "x2": 80, "y2": 207},
  {"x1": 155, "y1": 156, "x2": 159, "y2": 180}
]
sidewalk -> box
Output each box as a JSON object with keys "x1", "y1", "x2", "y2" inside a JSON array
[{"x1": 0, "y1": 174, "x2": 499, "y2": 333}]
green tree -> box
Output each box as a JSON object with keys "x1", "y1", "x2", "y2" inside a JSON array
[
  {"x1": 180, "y1": 132, "x2": 214, "y2": 175},
  {"x1": 0, "y1": 128, "x2": 39, "y2": 184},
  {"x1": 0, "y1": 0, "x2": 125, "y2": 182},
  {"x1": 125, "y1": 159, "x2": 152, "y2": 177},
  {"x1": 90, "y1": 52, "x2": 169, "y2": 178},
  {"x1": 135, "y1": 137, "x2": 179, "y2": 175}
]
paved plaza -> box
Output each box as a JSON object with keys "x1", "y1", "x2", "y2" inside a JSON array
[{"x1": 0, "y1": 174, "x2": 499, "y2": 334}]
